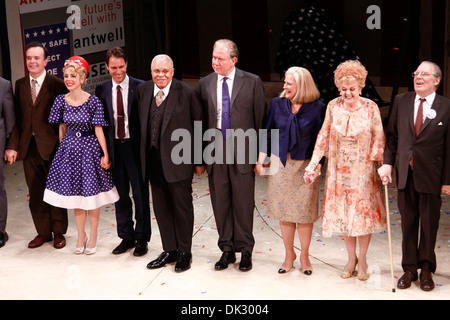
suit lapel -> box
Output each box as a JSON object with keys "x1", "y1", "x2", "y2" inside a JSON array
[
  {"x1": 34, "y1": 74, "x2": 50, "y2": 107},
  {"x1": 127, "y1": 77, "x2": 137, "y2": 117},
  {"x1": 420, "y1": 95, "x2": 441, "y2": 134},
  {"x1": 406, "y1": 93, "x2": 416, "y2": 136},
  {"x1": 140, "y1": 81, "x2": 154, "y2": 130},
  {"x1": 161, "y1": 79, "x2": 179, "y2": 135},
  {"x1": 208, "y1": 73, "x2": 218, "y2": 117},
  {"x1": 230, "y1": 68, "x2": 244, "y2": 110},
  {"x1": 104, "y1": 81, "x2": 114, "y2": 126}
]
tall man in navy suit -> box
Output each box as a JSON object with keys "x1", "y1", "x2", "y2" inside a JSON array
[
  {"x1": 379, "y1": 61, "x2": 450, "y2": 291},
  {"x1": 0, "y1": 77, "x2": 15, "y2": 248},
  {"x1": 95, "y1": 47, "x2": 150, "y2": 256},
  {"x1": 196, "y1": 39, "x2": 267, "y2": 271}
]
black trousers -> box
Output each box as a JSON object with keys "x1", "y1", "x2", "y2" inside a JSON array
[
  {"x1": 397, "y1": 166, "x2": 441, "y2": 274},
  {"x1": 113, "y1": 140, "x2": 151, "y2": 242},
  {"x1": 148, "y1": 148, "x2": 194, "y2": 253}
]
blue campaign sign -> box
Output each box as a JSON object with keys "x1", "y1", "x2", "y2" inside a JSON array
[{"x1": 23, "y1": 22, "x2": 71, "y2": 79}]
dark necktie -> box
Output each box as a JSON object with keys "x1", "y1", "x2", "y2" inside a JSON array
[
  {"x1": 410, "y1": 98, "x2": 426, "y2": 168},
  {"x1": 221, "y1": 77, "x2": 231, "y2": 139},
  {"x1": 117, "y1": 85, "x2": 125, "y2": 140},
  {"x1": 415, "y1": 98, "x2": 425, "y2": 136}
]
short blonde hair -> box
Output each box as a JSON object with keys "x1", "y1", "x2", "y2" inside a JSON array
[
  {"x1": 334, "y1": 60, "x2": 367, "y2": 90},
  {"x1": 280, "y1": 67, "x2": 320, "y2": 104},
  {"x1": 63, "y1": 61, "x2": 87, "y2": 81}
]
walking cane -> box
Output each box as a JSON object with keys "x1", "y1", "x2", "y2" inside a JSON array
[{"x1": 384, "y1": 183, "x2": 396, "y2": 292}]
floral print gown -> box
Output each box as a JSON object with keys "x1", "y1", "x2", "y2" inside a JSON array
[{"x1": 306, "y1": 97, "x2": 386, "y2": 237}]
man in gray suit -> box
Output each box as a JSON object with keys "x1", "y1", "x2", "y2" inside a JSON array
[
  {"x1": 196, "y1": 39, "x2": 267, "y2": 271},
  {"x1": 0, "y1": 77, "x2": 16, "y2": 247}
]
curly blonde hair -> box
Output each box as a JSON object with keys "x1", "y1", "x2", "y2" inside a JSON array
[
  {"x1": 334, "y1": 60, "x2": 367, "y2": 90},
  {"x1": 63, "y1": 61, "x2": 87, "y2": 81}
]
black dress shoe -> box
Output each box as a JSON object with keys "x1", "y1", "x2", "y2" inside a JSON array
[
  {"x1": 420, "y1": 270, "x2": 435, "y2": 291},
  {"x1": 0, "y1": 231, "x2": 8, "y2": 248},
  {"x1": 215, "y1": 251, "x2": 236, "y2": 270},
  {"x1": 147, "y1": 251, "x2": 178, "y2": 269},
  {"x1": 133, "y1": 240, "x2": 148, "y2": 256},
  {"x1": 112, "y1": 239, "x2": 136, "y2": 254},
  {"x1": 175, "y1": 252, "x2": 192, "y2": 272},
  {"x1": 239, "y1": 252, "x2": 253, "y2": 271},
  {"x1": 397, "y1": 270, "x2": 418, "y2": 289}
]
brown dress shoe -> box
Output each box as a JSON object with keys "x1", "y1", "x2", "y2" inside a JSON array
[
  {"x1": 397, "y1": 270, "x2": 418, "y2": 289},
  {"x1": 53, "y1": 233, "x2": 66, "y2": 249},
  {"x1": 420, "y1": 270, "x2": 435, "y2": 291},
  {"x1": 28, "y1": 234, "x2": 53, "y2": 248}
]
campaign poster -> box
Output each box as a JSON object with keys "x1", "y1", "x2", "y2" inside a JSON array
[
  {"x1": 18, "y1": 0, "x2": 71, "y2": 14},
  {"x1": 23, "y1": 22, "x2": 71, "y2": 79},
  {"x1": 72, "y1": 0, "x2": 125, "y2": 55}
]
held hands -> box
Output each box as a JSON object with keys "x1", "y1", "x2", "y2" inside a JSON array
[
  {"x1": 4, "y1": 149, "x2": 17, "y2": 165},
  {"x1": 442, "y1": 185, "x2": 450, "y2": 195},
  {"x1": 255, "y1": 163, "x2": 270, "y2": 176},
  {"x1": 303, "y1": 170, "x2": 319, "y2": 185},
  {"x1": 303, "y1": 163, "x2": 321, "y2": 184},
  {"x1": 100, "y1": 155, "x2": 111, "y2": 170},
  {"x1": 377, "y1": 164, "x2": 392, "y2": 185},
  {"x1": 195, "y1": 165, "x2": 206, "y2": 177}
]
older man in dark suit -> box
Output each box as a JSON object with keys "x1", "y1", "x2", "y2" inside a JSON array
[
  {"x1": 379, "y1": 61, "x2": 450, "y2": 291},
  {"x1": 95, "y1": 47, "x2": 151, "y2": 257},
  {"x1": 0, "y1": 77, "x2": 15, "y2": 248},
  {"x1": 5, "y1": 41, "x2": 68, "y2": 249},
  {"x1": 196, "y1": 39, "x2": 267, "y2": 271},
  {"x1": 138, "y1": 54, "x2": 204, "y2": 272}
]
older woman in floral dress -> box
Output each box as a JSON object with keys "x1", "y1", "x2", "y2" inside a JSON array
[{"x1": 304, "y1": 60, "x2": 386, "y2": 281}]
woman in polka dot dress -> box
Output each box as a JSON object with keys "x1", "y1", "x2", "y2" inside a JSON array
[{"x1": 44, "y1": 56, "x2": 119, "y2": 255}]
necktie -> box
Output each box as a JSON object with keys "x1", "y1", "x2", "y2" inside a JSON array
[
  {"x1": 410, "y1": 98, "x2": 426, "y2": 168},
  {"x1": 156, "y1": 90, "x2": 165, "y2": 107},
  {"x1": 221, "y1": 77, "x2": 231, "y2": 139},
  {"x1": 117, "y1": 85, "x2": 125, "y2": 140},
  {"x1": 415, "y1": 98, "x2": 425, "y2": 136},
  {"x1": 31, "y1": 79, "x2": 37, "y2": 104}
]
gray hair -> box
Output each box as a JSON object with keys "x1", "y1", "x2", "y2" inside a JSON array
[
  {"x1": 151, "y1": 54, "x2": 174, "y2": 68},
  {"x1": 213, "y1": 39, "x2": 239, "y2": 63}
]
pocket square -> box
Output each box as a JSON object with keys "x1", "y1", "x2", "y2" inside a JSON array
[{"x1": 438, "y1": 122, "x2": 443, "y2": 125}]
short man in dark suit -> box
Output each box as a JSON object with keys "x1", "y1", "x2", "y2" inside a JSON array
[
  {"x1": 138, "y1": 54, "x2": 204, "y2": 272},
  {"x1": 196, "y1": 39, "x2": 267, "y2": 271},
  {"x1": 95, "y1": 47, "x2": 151, "y2": 256},
  {"x1": 379, "y1": 61, "x2": 450, "y2": 291},
  {"x1": 0, "y1": 77, "x2": 15, "y2": 248},
  {"x1": 5, "y1": 41, "x2": 68, "y2": 249}
]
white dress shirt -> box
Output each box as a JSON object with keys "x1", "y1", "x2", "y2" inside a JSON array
[
  {"x1": 153, "y1": 81, "x2": 172, "y2": 101},
  {"x1": 29, "y1": 71, "x2": 47, "y2": 98},
  {"x1": 414, "y1": 92, "x2": 436, "y2": 125}
]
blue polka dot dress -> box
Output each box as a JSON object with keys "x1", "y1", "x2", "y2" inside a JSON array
[{"x1": 44, "y1": 94, "x2": 119, "y2": 210}]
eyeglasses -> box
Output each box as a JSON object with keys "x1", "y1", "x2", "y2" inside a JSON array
[
  {"x1": 411, "y1": 72, "x2": 434, "y2": 78},
  {"x1": 152, "y1": 68, "x2": 172, "y2": 75}
]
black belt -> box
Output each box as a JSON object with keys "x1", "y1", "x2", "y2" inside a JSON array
[
  {"x1": 66, "y1": 129, "x2": 95, "y2": 138},
  {"x1": 115, "y1": 138, "x2": 130, "y2": 143}
]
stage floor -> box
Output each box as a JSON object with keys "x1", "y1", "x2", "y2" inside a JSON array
[{"x1": 1, "y1": 160, "x2": 449, "y2": 301}]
